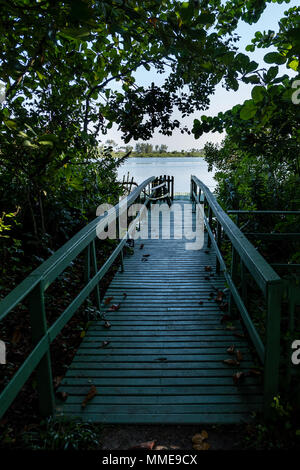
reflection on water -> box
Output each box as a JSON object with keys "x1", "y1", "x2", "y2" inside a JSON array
[{"x1": 117, "y1": 157, "x2": 216, "y2": 193}]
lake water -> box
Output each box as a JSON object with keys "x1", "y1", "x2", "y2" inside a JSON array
[{"x1": 117, "y1": 157, "x2": 216, "y2": 193}]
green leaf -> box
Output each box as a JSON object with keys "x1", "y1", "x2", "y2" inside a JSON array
[
  {"x1": 240, "y1": 101, "x2": 257, "y2": 120},
  {"x1": 266, "y1": 66, "x2": 278, "y2": 82},
  {"x1": 196, "y1": 12, "x2": 215, "y2": 25},
  {"x1": 4, "y1": 119, "x2": 17, "y2": 130},
  {"x1": 288, "y1": 60, "x2": 299, "y2": 71},
  {"x1": 39, "y1": 140, "x2": 54, "y2": 147},
  {"x1": 251, "y1": 86, "x2": 266, "y2": 103},
  {"x1": 264, "y1": 52, "x2": 286, "y2": 65},
  {"x1": 36, "y1": 70, "x2": 46, "y2": 80}
]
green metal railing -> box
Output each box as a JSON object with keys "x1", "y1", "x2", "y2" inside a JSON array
[
  {"x1": 191, "y1": 176, "x2": 284, "y2": 415},
  {"x1": 0, "y1": 177, "x2": 156, "y2": 419}
]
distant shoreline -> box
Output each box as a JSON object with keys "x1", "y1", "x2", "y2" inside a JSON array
[{"x1": 114, "y1": 153, "x2": 205, "y2": 158}]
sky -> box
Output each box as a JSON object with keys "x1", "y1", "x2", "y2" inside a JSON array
[{"x1": 103, "y1": 0, "x2": 298, "y2": 151}]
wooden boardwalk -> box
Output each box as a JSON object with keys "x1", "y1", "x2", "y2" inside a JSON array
[{"x1": 56, "y1": 199, "x2": 262, "y2": 423}]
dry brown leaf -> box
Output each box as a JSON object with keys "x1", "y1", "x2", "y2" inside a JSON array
[
  {"x1": 104, "y1": 296, "x2": 114, "y2": 305},
  {"x1": 215, "y1": 290, "x2": 224, "y2": 303},
  {"x1": 193, "y1": 442, "x2": 210, "y2": 451},
  {"x1": 247, "y1": 369, "x2": 261, "y2": 377},
  {"x1": 130, "y1": 440, "x2": 156, "y2": 450},
  {"x1": 223, "y1": 359, "x2": 240, "y2": 366},
  {"x1": 227, "y1": 345, "x2": 235, "y2": 355},
  {"x1": 236, "y1": 349, "x2": 243, "y2": 362},
  {"x1": 104, "y1": 321, "x2": 111, "y2": 328},
  {"x1": 81, "y1": 385, "x2": 97, "y2": 409},
  {"x1": 233, "y1": 371, "x2": 245, "y2": 385},
  {"x1": 192, "y1": 430, "x2": 208, "y2": 444},
  {"x1": 108, "y1": 304, "x2": 120, "y2": 311},
  {"x1": 204, "y1": 266, "x2": 212, "y2": 272}
]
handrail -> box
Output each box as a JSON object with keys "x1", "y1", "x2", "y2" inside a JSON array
[
  {"x1": 0, "y1": 176, "x2": 155, "y2": 322},
  {"x1": 0, "y1": 176, "x2": 156, "y2": 419},
  {"x1": 191, "y1": 176, "x2": 284, "y2": 416},
  {"x1": 191, "y1": 176, "x2": 281, "y2": 295}
]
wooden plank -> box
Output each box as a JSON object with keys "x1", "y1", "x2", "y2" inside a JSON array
[{"x1": 57, "y1": 198, "x2": 262, "y2": 424}]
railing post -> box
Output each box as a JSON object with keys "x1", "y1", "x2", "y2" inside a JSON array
[
  {"x1": 91, "y1": 240, "x2": 101, "y2": 313},
  {"x1": 263, "y1": 281, "x2": 283, "y2": 417},
  {"x1": 228, "y1": 246, "x2": 238, "y2": 316},
  {"x1": 216, "y1": 221, "x2": 221, "y2": 274},
  {"x1": 28, "y1": 282, "x2": 54, "y2": 417},
  {"x1": 241, "y1": 260, "x2": 248, "y2": 307},
  {"x1": 207, "y1": 207, "x2": 212, "y2": 248},
  {"x1": 84, "y1": 243, "x2": 91, "y2": 283}
]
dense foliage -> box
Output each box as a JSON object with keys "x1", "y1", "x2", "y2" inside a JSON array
[{"x1": 0, "y1": 0, "x2": 299, "y2": 276}]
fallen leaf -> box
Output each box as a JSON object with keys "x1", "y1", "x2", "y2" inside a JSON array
[
  {"x1": 223, "y1": 359, "x2": 240, "y2": 366},
  {"x1": 198, "y1": 301, "x2": 203, "y2": 305},
  {"x1": 205, "y1": 266, "x2": 212, "y2": 272},
  {"x1": 227, "y1": 345, "x2": 235, "y2": 355},
  {"x1": 215, "y1": 290, "x2": 224, "y2": 303},
  {"x1": 81, "y1": 385, "x2": 97, "y2": 409},
  {"x1": 108, "y1": 304, "x2": 120, "y2": 311},
  {"x1": 143, "y1": 254, "x2": 150, "y2": 257},
  {"x1": 247, "y1": 369, "x2": 261, "y2": 377},
  {"x1": 233, "y1": 371, "x2": 245, "y2": 385},
  {"x1": 101, "y1": 341, "x2": 110, "y2": 348},
  {"x1": 104, "y1": 321, "x2": 111, "y2": 329},
  {"x1": 104, "y1": 296, "x2": 114, "y2": 305},
  {"x1": 80, "y1": 330, "x2": 86, "y2": 338},
  {"x1": 236, "y1": 349, "x2": 243, "y2": 362},
  {"x1": 140, "y1": 244, "x2": 144, "y2": 249},
  {"x1": 192, "y1": 430, "x2": 208, "y2": 444},
  {"x1": 130, "y1": 440, "x2": 156, "y2": 450},
  {"x1": 193, "y1": 442, "x2": 210, "y2": 451}
]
